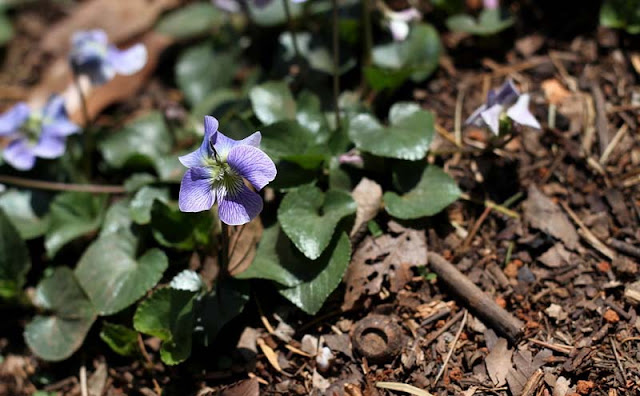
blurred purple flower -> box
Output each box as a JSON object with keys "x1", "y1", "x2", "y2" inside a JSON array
[
  {"x1": 178, "y1": 116, "x2": 277, "y2": 225},
  {"x1": 0, "y1": 96, "x2": 79, "y2": 171},
  {"x1": 483, "y1": 0, "x2": 499, "y2": 10},
  {"x1": 69, "y1": 29, "x2": 147, "y2": 85},
  {"x1": 465, "y1": 80, "x2": 540, "y2": 135},
  {"x1": 212, "y1": 0, "x2": 307, "y2": 12},
  {"x1": 386, "y1": 8, "x2": 421, "y2": 41},
  {"x1": 338, "y1": 149, "x2": 363, "y2": 168}
]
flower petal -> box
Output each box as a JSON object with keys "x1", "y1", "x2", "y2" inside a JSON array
[
  {"x1": 31, "y1": 135, "x2": 66, "y2": 159},
  {"x1": 489, "y1": 80, "x2": 519, "y2": 107},
  {"x1": 506, "y1": 94, "x2": 541, "y2": 130},
  {"x1": 41, "y1": 96, "x2": 79, "y2": 137},
  {"x1": 227, "y1": 145, "x2": 276, "y2": 191},
  {"x1": 389, "y1": 20, "x2": 410, "y2": 41},
  {"x1": 213, "y1": 0, "x2": 241, "y2": 12},
  {"x1": 480, "y1": 104, "x2": 503, "y2": 135},
  {"x1": 71, "y1": 30, "x2": 108, "y2": 47},
  {"x1": 108, "y1": 44, "x2": 147, "y2": 76},
  {"x1": 217, "y1": 184, "x2": 263, "y2": 225},
  {"x1": 178, "y1": 167, "x2": 215, "y2": 212},
  {"x1": 465, "y1": 104, "x2": 487, "y2": 126},
  {"x1": 3, "y1": 138, "x2": 36, "y2": 171},
  {"x1": 179, "y1": 116, "x2": 219, "y2": 168},
  {"x1": 214, "y1": 131, "x2": 262, "y2": 158},
  {"x1": 0, "y1": 103, "x2": 29, "y2": 136}
]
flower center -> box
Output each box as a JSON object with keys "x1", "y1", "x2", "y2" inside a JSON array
[
  {"x1": 20, "y1": 114, "x2": 44, "y2": 145},
  {"x1": 205, "y1": 160, "x2": 244, "y2": 199}
]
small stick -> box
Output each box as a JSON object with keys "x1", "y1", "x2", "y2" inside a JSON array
[
  {"x1": 423, "y1": 310, "x2": 465, "y2": 348},
  {"x1": 521, "y1": 369, "x2": 544, "y2": 396},
  {"x1": 600, "y1": 124, "x2": 628, "y2": 165},
  {"x1": 0, "y1": 174, "x2": 125, "y2": 194},
  {"x1": 433, "y1": 310, "x2": 467, "y2": 385},
  {"x1": 610, "y1": 337, "x2": 627, "y2": 384},
  {"x1": 427, "y1": 253, "x2": 524, "y2": 342},
  {"x1": 454, "y1": 88, "x2": 465, "y2": 148},
  {"x1": 590, "y1": 82, "x2": 610, "y2": 156},
  {"x1": 560, "y1": 202, "x2": 616, "y2": 259},
  {"x1": 527, "y1": 338, "x2": 573, "y2": 355},
  {"x1": 461, "y1": 206, "x2": 491, "y2": 252},
  {"x1": 608, "y1": 238, "x2": 640, "y2": 259},
  {"x1": 80, "y1": 365, "x2": 88, "y2": 396}
]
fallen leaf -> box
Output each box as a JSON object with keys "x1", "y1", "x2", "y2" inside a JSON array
[
  {"x1": 313, "y1": 370, "x2": 332, "y2": 392},
  {"x1": 552, "y1": 376, "x2": 572, "y2": 396},
  {"x1": 221, "y1": 378, "x2": 259, "y2": 396},
  {"x1": 87, "y1": 362, "x2": 108, "y2": 396},
  {"x1": 229, "y1": 217, "x2": 263, "y2": 276},
  {"x1": 542, "y1": 79, "x2": 571, "y2": 106},
  {"x1": 350, "y1": 178, "x2": 382, "y2": 239},
  {"x1": 538, "y1": 243, "x2": 571, "y2": 268},
  {"x1": 256, "y1": 338, "x2": 282, "y2": 373},
  {"x1": 523, "y1": 185, "x2": 579, "y2": 251},
  {"x1": 485, "y1": 338, "x2": 513, "y2": 387},
  {"x1": 506, "y1": 349, "x2": 552, "y2": 395},
  {"x1": 40, "y1": 0, "x2": 179, "y2": 55},
  {"x1": 342, "y1": 221, "x2": 427, "y2": 310},
  {"x1": 545, "y1": 303, "x2": 567, "y2": 321}
]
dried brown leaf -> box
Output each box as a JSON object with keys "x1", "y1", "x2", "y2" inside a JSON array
[
  {"x1": 350, "y1": 178, "x2": 382, "y2": 239},
  {"x1": 523, "y1": 185, "x2": 579, "y2": 250},
  {"x1": 228, "y1": 217, "x2": 263, "y2": 276},
  {"x1": 342, "y1": 222, "x2": 427, "y2": 310},
  {"x1": 538, "y1": 243, "x2": 571, "y2": 268},
  {"x1": 221, "y1": 378, "x2": 259, "y2": 396},
  {"x1": 485, "y1": 338, "x2": 512, "y2": 387}
]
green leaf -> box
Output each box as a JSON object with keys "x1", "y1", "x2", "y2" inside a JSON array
[
  {"x1": 99, "y1": 112, "x2": 172, "y2": 169},
  {"x1": 124, "y1": 173, "x2": 157, "y2": 192},
  {"x1": 197, "y1": 278, "x2": 249, "y2": 346},
  {"x1": 0, "y1": 189, "x2": 50, "y2": 239},
  {"x1": 129, "y1": 186, "x2": 169, "y2": 225},
  {"x1": 278, "y1": 232, "x2": 351, "y2": 315},
  {"x1": 150, "y1": 200, "x2": 213, "y2": 250},
  {"x1": 260, "y1": 121, "x2": 328, "y2": 170},
  {"x1": 279, "y1": 32, "x2": 356, "y2": 75},
  {"x1": 100, "y1": 200, "x2": 133, "y2": 238},
  {"x1": 600, "y1": 0, "x2": 640, "y2": 33},
  {"x1": 372, "y1": 23, "x2": 440, "y2": 83},
  {"x1": 45, "y1": 192, "x2": 107, "y2": 257},
  {"x1": 0, "y1": 208, "x2": 30, "y2": 298},
  {"x1": 349, "y1": 102, "x2": 434, "y2": 160},
  {"x1": 155, "y1": 2, "x2": 225, "y2": 39},
  {"x1": 364, "y1": 66, "x2": 413, "y2": 91},
  {"x1": 384, "y1": 165, "x2": 461, "y2": 219},
  {"x1": 100, "y1": 322, "x2": 139, "y2": 357},
  {"x1": 278, "y1": 185, "x2": 356, "y2": 259},
  {"x1": 446, "y1": 9, "x2": 514, "y2": 36},
  {"x1": 249, "y1": 81, "x2": 297, "y2": 125},
  {"x1": 134, "y1": 288, "x2": 197, "y2": 365},
  {"x1": 236, "y1": 225, "x2": 308, "y2": 287},
  {"x1": 176, "y1": 43, "x2": 235, "y2": 107},
  {"x1": 75, "y1": 235, "x2": 168, "y2": 316},
  {"x1": 0, "y1": 12, "x2": 13, "y2": 46},
  {"x1": 295, "y1": 91, "x2": 331, "y2": 142},
  {"x1": 24, "y1": 267, "x2": 96, "y2": 361},
  {"x1": 247, "y1": 0, "x2": 304, "y2": 26}
]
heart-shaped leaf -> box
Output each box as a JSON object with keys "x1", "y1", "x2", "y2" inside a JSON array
[
  {"x1": 249, "y1": 81, "x2": 296, "y2": 125},
  {"x1": 155, "y1": 2, "x2": 225, "y2": 39},
  {"x1": 100, "y1": 322, "x2": 139, "y2": 357},
  {"x1": 100, "y1": 200, "x2": 133, "y2": 238},
  {"x1": 0, "y1": 189, "x2": 50, "y2": 239},
  {"x1": 247, "y1": 0, "x2": 304, "y2": 27},
  {"x1": 349, "y1": 102, "x2": 434, "y2": 160},
  {"x1": 24, "y1": 267, "x2": 96, "y2": 361},
  {"x1": 150, "y1": 200, "x2": 213, "y2": 250},
  {"x1": 384, "y1": 165, "x2": 461, "y2": 219},
  {"x1": 0, "y1": 208, "x2": 30, "y2": 298},
  {"x1": 260, "y1": 121, "x2": 328, "y2": 170},
  {"x1": 176, "y1": 43, "x2": 235, "y2": 107},
  {"x1": 98, "y1": 112, "x2": 172, "y2": 170},
  {"x1": 278, "y1": 185, "x2": 355, "y2": 260},
  {"x1": 45, "y1": 192, "x2": 107, "y2": 257},
  {"x1": 446, "y1": 9, "x2": 514, "y2": 36},
  {"x1": 130, "y1": 186, "x2": 169, "y2": 225},
  {"x1": 278, "y1": 232, "x2": 351, "y2": 315},
  {"x1": 75, "y1": 234, "x2": 168, "y2": 316},
  {"x1": 134, "y1": 287, "x2": 197, "y2": 365}
]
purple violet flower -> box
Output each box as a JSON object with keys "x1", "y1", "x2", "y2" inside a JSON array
[
  {"x1": 178, "y1": 116, "x2": 277, "y2": 225},
  {"x1": 0, "y1": 96, "x2": 79, "y2": 171},
  {"x1": 483, "y1": 0, "x2": 499, "y2": 10},
  {"x1": 69, "y1": 30, "x2": 147, "y2": 85},
  {"x1": 465, "y1": 80, "x2": 541, "y2": 135},
  {"x1": 212, "y1": 0, "x2": 307, "y2": 12}
]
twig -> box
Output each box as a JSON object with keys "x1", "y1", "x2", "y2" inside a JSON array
[
  {"x1": 0, "y1": 175, "x2": 125, "y2": 193},
  {"x1": 461, "y1": 206, "x2": 491, "y2": 252},
  {"x1": 254, "y1": 294, "x2": 275, "y2": 334},
  {"x1": 590, "y1": 82, "x2": 610, "y2": 156},
  {"x1": 376, "y1": 382, "x2": 434, "y2": 396},
  {"x1": 610, "y1": 337, "x2": 627, "y2": 384},
  {"x1": 560, "y1": 201, "x2": 616, "y2": 259},
  {"x1": 454, "y1": 89, "x2": 465, "y2": 148},
  {"x1": 427, "y1": 253, "x2": 524, "y2": 342},
  {"x1": 521, "y1": 369, "x2": 544, "y2": 396},
  {"x1": 527, "y1": 338, "x2": 573, "y2": 355},
  {"x1": 600, "y1": 124, "x2": 628, "y2": 165},
  {"x1": 433, "y1": 310, "x2": 467, "y2": 385},
  {"x1": 459, "y1": 192, "x2": 520, "y2": 219},
  {"x1": 423, "y1": 310, "x2": 465, "y2": 348},
  {"x1": 608, "y1": 238, "x2": 640, "y2": 259},
  {"x1": 80, "y1": 365, "x2": 88, "y2": 396}
]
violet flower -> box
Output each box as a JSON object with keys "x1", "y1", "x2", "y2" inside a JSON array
[
  {"x1": 69, "y1": 30, "x2": 147, "y2": 85},
  {"x1": 178, "y1": 116, "x2": 277, "y2": 225},
  {"x1": 0, "y1": 96, "x2": 79, "y2": 171},
  {"x1": 212, "y1": 0, "x2": 307, "y2": 12},
  {"x1": 465, "y1": 80, "x2": 540, "y2": 135},
  {"x1": 385, "y1": 7, "x2": 421, "y2": 41},
  {"x1": 483, "y1": 0, "x2": 499, "y2": 10}
]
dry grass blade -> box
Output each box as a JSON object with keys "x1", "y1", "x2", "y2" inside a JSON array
[
  {"x1": 376, "y1": 382, "x2": 434, "y2": 396},
  {"x1": 560, "y1": 201, "x2": 616, "y2": 259}
]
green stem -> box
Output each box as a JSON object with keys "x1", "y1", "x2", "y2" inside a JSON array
[
  {"x1": 331, "y1": 0, "x2": 341, "y2": 129},
  {"x1": 219, "y1": 222, "x2": 230, "y2": 278},
  {"x1": 73, "y1": 75, "x2": 93, "y2": 180},
  {"x1": 0, "y1": 174, "x2": 125, "y2": 194},
  {"x1": 282, "y1": 0, "x2": 301, "y2": 60}
]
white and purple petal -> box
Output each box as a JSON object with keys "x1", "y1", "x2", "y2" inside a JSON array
[
  {"x1": 480, "y1": 104, "x2": 504, "y2": 135},
  {"x1": 489, "y1": 79, "x2": 519, "y2": 107},
  {"x1": 178, "y1": 167, "x2": 215, "y2": 212},
  {"x1": 227, "y1": 145, "x2": 277, "y2": 191},
  {"x1": 214, "y1": 131, "x2": 262, "y2": 158},
  {"x1": 212, "y1": 0, "x2": 242, "y2": 13},
  {"x1": 0, "y1": 103, "x2": 30, "y2": 136},
  {"x1": 31, "y1": 135, "x2": 66, "y2": 159},
  {"x1": 217, "y1": 184, "x2": 263, "y2": 225},
  {"x1": 107, "y1": 44, "x2": 147, "y2": 76},
  {"x1": 506, "y1": 94, "x2": 541, "y2": 130},
  {"x1": 3, "y1": 138, "x2": 36, "y2": 171},
  {"x1": 179, "y1": 116, "x2": 220, "y2": 168}
]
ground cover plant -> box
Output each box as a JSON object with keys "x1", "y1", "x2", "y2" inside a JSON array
[{"x1": 0, "y1": 0, "x2": 639, "y2": 395}]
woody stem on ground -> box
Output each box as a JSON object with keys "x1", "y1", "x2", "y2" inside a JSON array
[
  {"x1": 282, "y1": 0, "x2": 301, "y2": 60},
  {"x1": 0, "y1": 174, "x2": 125, "y2": 193},
  {"x1": 331, "y1": 0, "x2": 341, "y2": 129}
]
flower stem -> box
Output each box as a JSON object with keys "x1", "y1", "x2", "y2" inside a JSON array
[
  {"x1": 362, "y1": 0, "x2": 373, "y2": 67},
  {"x1": 219, "y1": 221, "x2": 230, "y2": 278},
  {"x1": 73, "y1": 75, "x2": 93, "y2": 180},
  {"x1": 331, "y1": 0, "x2": 341, "y2": 130},
  {"x1": 0, "y1": 174, "x2": 125, "y2": 194},
  {"x1": 282, "y1": 0, "x2": 301, "y2": 60}
]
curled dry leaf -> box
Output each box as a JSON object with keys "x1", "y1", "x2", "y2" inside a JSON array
[
  {"x1": 350, "y1": 178, "x2": 383, "y2": 239},
  {"x1": 228, "y1": 217, "x2": 264, "y2": 276},
  {"x1": 484, "y1": 338, "x2": 513, "y2": 387},
  {"x1": 40, "y1": 0, "x2": 180, "y2": 55},
  {"x1": 523, "y1": 185, "x2": 579, "y2": 251},
  {"x1": 220, "y1": 378, "x2": 259, "y2": 396},
  {"x1": 342, "y1": 221, "x2": 427, "y2": 310}
]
